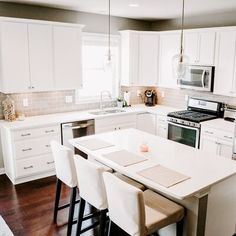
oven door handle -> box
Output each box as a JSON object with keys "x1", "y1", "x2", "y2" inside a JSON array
[{"x1": 201, "y1": 70, "x2": 206, "y2": 88}]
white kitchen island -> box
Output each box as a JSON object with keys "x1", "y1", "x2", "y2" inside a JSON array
[{"x1": 69, "y1": 128, "x2": 236, "y2": 236}]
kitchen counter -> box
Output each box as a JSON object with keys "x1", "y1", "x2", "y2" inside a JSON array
[
  {"x1": 0, "y1": 104, "x2": 180, "y2": 130},
  {"x1": 201, "y1": 118, "x2": 234, "y2": 133}
]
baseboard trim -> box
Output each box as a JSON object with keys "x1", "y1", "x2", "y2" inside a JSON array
[{"x1": 0, "y1": 168, "x2": 5, "y2": 175}]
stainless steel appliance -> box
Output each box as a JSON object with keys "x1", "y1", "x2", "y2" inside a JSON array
[
  {"x1": 178, "y1": 65, "x2": 214, "y2": 92},
  {"x1": 167, "y1": 98, "x2": 224, "y2": 148},
  {"x1": 61, "y1": 119, "x2": 95, "y2": 156},
  {"x1": 144, "y1": 90, "x2": 156, "y2": 106}
]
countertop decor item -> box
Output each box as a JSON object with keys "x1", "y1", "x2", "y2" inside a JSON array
[
  {"x1": 2, "y1": 95, "x2": 16, "y2": 122},
  {"x1": 117, "y1": 98, "x2": 124, "y2": 108}
]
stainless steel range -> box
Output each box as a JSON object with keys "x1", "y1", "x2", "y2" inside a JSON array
[{"x1": 167, "y1": 97, "x2": 224, "y2": 148}]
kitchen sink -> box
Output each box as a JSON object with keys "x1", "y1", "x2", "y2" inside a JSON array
[{"x1": 89, "y1": 109, "x2": 125, "y2": 115}]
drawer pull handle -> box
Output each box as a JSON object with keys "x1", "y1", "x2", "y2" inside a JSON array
[
  {"x1": 45, "y1": 130, "x2": 55, "y2": 133},
  {"x1": 224, "y1": 136, "x2": 233, "y2": 139},
  {"x1": 22, "y1": 148, "x2": 32, "y2": 152},
  {"x1": 47, "y1": 161, "x2": 54, "y2": 165},
  {"x1": 45, "y1": 144, "x2": 50, "y2": 148},
  {"x1": 24, "y1": 165, "x2": 33, "y2": 169},
  {"x1": 205, "y1": 131, "x2": 213, "y2": 134},
  {"x1": 21, "y1": 133, "x2": 31, "y2": 137}
]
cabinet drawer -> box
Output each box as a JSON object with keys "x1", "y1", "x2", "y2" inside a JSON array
[
  {"x1": 14, "y1": 135, "x2": 60, "y2": 160},
  {"x1": 218, "y1": 131, "x2": 233, "y2": 142},
  {"x1": 202, "y1": 127, "x2": 233, "y2": 142},
  {"x1": 13, "y1": 125, "x2": 60, "y2": 140},
  {"x1": 201, "y1": 127, "x2": 217, "y2": 137},
  {"x1": 15, "y1": 154, "x2": 55, "y2": 178}
]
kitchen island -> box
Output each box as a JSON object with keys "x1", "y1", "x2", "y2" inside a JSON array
[{"x1": 70, "y1": 128, "x2": 236, "y2": 236}]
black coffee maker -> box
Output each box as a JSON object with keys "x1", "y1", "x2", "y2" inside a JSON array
[{"x1": 144, "y1": 90, "x2": 156, "y2": 106}]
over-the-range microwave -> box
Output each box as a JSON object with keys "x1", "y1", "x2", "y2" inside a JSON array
[{"x1": 178, "y1": 65, "x2": 214, "y2": 92}]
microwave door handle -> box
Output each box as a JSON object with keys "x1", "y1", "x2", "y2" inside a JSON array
[{"x1": 201, "y1": 70, "x2": 206, "y2": 88}]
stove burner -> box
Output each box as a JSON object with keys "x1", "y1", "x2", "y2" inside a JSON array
[{"x1": 168, "y1": 110, "x2": 217, "y2": 123}]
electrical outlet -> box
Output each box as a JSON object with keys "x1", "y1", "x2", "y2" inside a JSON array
[
  {"x1": 161, "y1": 91, "x2": 165, "y2": 98},
  {"x1": 137, "y1": 90, "x2": 142, "y2": 97},
  {"x1": 23, "y1": 98, "x2": 28, "y2": 107},
  {"x1": 65, "y1": 96, "x2": 73, "y2": 104}
]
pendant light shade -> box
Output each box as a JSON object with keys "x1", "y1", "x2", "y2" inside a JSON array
[{"x1": 172, "y1": 0, "x2": 189, "y2": 82}]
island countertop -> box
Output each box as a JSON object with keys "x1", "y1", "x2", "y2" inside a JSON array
[{"x1": 70, "y1": 128, "x2": 236, "y2": 200}]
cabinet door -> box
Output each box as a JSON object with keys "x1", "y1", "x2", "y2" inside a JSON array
[
  {"x1": 28, "y1": 24, "x2": 54, "y2": 91},
  {"x1": 198, "y1": 32, "x2": 216, "y2": 65},
  {"x1": 200, "y1": 136, "x2": 218, "y2": 155},
  {"x1": 53, "y1": 26, "x2": 82, "y2": 89},
  {"x1": 156, "y1": 124, "x2": 168, "y2": 138},
  {"x1": 218, "y1": 141, "x2": 233, "y2": 159},
  {"x1": 136, "y1": 113, "x2": 156, "y2": 135},
  {"x1": 159, "y1": 32, "x2": 180, "y2": 88},
  {"x1": 0, "y1": 21, "x2": 30, "y2": 93},
  {"x1": 139, "y1": 34, "x2": 159, "y2": 86},
  {"x1": 214, "y1": 30, "x2": 236, "y2": 96},
  {"x1": 184, "y1": 32, "x2": 199, "y2": 64}
]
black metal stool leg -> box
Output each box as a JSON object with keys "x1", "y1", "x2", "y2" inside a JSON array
[
  {"x1": 53, "y1": 178, "x2": 62, "y2": 223},
  {"x1": 99, "y1": 210, "x2": 107, "y2": 236},
  {"x1": 176, "y1": 219, "x2": 184, "y2": 236},
  {"x1": 107, "y1": 219, "x2": 112, "y2": 236},
  {"x1": 67, "y1": 187, "x2": 77, "y2": 236},
  {"x1": 76, "y1": 198, "x2": 86, "y2": 236}
]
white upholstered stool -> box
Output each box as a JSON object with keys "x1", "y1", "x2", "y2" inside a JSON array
[
  {"x1": 103, "y1": 172, "x2": 185, "y2": 236},
  {"x1": 51, "y1": 141, "x2": 78, "y2": 236}
]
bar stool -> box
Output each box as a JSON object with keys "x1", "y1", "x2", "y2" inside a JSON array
[
  {"x1": 103, "y1": 172, "x2": 185, "y2": 236},
  {"x1": 73, "y1": 155, "x2": 146, "y2": 236},
  {"x1": 50, "y1": 141, "x2": 79, "y2": 236}
]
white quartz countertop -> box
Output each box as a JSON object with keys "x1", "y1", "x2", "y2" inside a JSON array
[
  {"x1": 201, "y1": 118, "x2": 235, "y2": 133},
  {"x1": 0, "y1": 104, "x2": 180, "y2": 130},
  {"x1": 70, "y1": 128, "x2": 236, "y2": 200}
]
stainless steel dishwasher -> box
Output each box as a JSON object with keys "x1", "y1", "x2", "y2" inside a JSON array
[{"x1": 61, "y1": 119, "x2": 95, "y2": 157}]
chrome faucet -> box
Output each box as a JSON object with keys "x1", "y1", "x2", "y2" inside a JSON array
[{"x1": 100, "y1": 90, "x2": 112, "y2": 110}]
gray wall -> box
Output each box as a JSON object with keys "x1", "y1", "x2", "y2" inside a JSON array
[
  {"x1": 151, "y1": 10, "x2": 236, "y2": 31},
  {"x1": 0, "y1": 2, "x2": 151, "y2": 33}
]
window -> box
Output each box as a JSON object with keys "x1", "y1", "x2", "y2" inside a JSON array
[{"x1": 77, "y1": 33, "x2": 120, "y2": 102}]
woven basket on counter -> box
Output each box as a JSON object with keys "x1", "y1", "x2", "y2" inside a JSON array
[{"x1": 2, "y1": 96, "x2": 16, "y2": 122}]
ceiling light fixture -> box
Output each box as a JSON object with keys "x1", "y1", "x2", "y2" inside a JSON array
[
  {"x1": 172, "y1": 0, "x2": 189, "y2": 82},
  {"x1": 129, "y1": 3, "x2": 139, "y2": 7}
]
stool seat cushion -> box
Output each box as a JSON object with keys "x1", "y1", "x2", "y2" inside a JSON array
[
  {"x1": 114, "y1": 172, "x2": 145, "y2": 191},
  {"x1": 143, "y1": 190, "x2": 184, "y2": 234}
]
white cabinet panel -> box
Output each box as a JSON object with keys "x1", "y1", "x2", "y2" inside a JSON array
[
  {"x1": 219, "y1": 142, "x2": 233, "y2": 159},
  {"x1": 53, "y1": 26, "x2": 82, "y2": 89},
  {"x1": 28, "y1": 24, "x2": 54, "y2": 91},
  {"x1": 0, "y1": 21, "x2": 30, "y2": 93},
  {"x1": 139, "y1": 34, "x2": 159, "y2": 86},
  {"x1": 200, "y1": 136, "x2": 218, "y2": 155},
  {"x1": 159, "y1": 32, "x2": 180, "y2": 88},
  {"x1": 184, "y1": 32, "x2": 199, "y2": 64},
  {"x1": 156, "y1": 115, "x2": 168, "y2": 138},
  {"x1": 214, "y1": 30, "x2": 236, "y2": 96},
  {"x1": 136, "y1": 113, "x2": 156, "y2": 135}
]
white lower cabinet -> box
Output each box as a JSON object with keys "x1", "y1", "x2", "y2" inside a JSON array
[
  {"x1": 200, "y1": 126, "x2": 233, "y2": 159},
  {"x1": 156, "y1": 115, "x2": 168, "y2": 139},
  {"x1": 136, "y1": 113, "x2": 156, "y2": 135},
  {"x1": 1, "y1": 124, "x2": 61, "y2": 184},
  {"x1": 95, "y1": 114, "x2": 136, "y2": 134}
]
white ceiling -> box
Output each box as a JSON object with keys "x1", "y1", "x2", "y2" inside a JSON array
[{"x1": 2, "y1": 0, "x2": 236, "y2": 20}]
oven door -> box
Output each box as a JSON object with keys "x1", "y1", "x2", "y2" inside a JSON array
[
  {"x1": 167, "y1": 122, "x2": 200, "y2": 148},
  {"x1": 179, "y1": 66, "x2": 213, "y2": 92}
]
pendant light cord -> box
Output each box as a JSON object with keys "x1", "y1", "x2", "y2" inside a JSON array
[
  {"x1": 108, "y1": 0, "x2": 111, "y2": 61},
  {"x1": 180, "y1": 0, "x2": 185, "y2": 61}
]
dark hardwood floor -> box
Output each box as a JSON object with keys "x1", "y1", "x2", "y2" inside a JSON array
[{"x1": 0, "y1": 174, "x2": 81, "y2": 236}]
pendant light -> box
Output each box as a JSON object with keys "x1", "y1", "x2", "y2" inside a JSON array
[
  {"x1": 172, "y1": 0, "x2": 189, "y2": 82},
  {"x1": 104, "y1": 0, "x2": 112, "y2": 70}
]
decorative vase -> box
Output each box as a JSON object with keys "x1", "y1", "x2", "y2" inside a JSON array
[
  {"x1": 2, "y1": 96, "x2": 16, "y2": 122},
  {"x1": 117, "y1": 101, "x2": 123, "y2": 108}
]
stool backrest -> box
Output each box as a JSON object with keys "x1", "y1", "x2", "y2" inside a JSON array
[
  {"x1": 103, "y1": 172, "x2": 146, "y2": 236},
  {"x1": 74, "y1": 155, "x2": 108, "y2": 210},
  {"x1": 50, "y1": 140, "x2": 77, "y2": 188}
]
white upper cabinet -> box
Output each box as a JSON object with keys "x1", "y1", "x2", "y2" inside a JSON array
[
  {"x1": 158, "y1": 31, "x2": 181, "y2": 88},
  {"x1": 120, "y1": 31, "x2": 159, "y2": 86},
  {"x1": 0, "y1": 21, "x2": 31, "y2": 93},
  {"x1": 53, "y1": 25, "x2": 82, "y2": 90},
  {"x1": 28, "y1": 24, "x2": 54, "y2": 91},
  {"x1": 214, "y1": 29, "x2": 236, "y2": 97},
  {"x1": 184, "y1": 30, "x2": 216, "y2": 65},
  {"x1": 0, "y1": 17, "x2": 83, "y2": 93}
]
